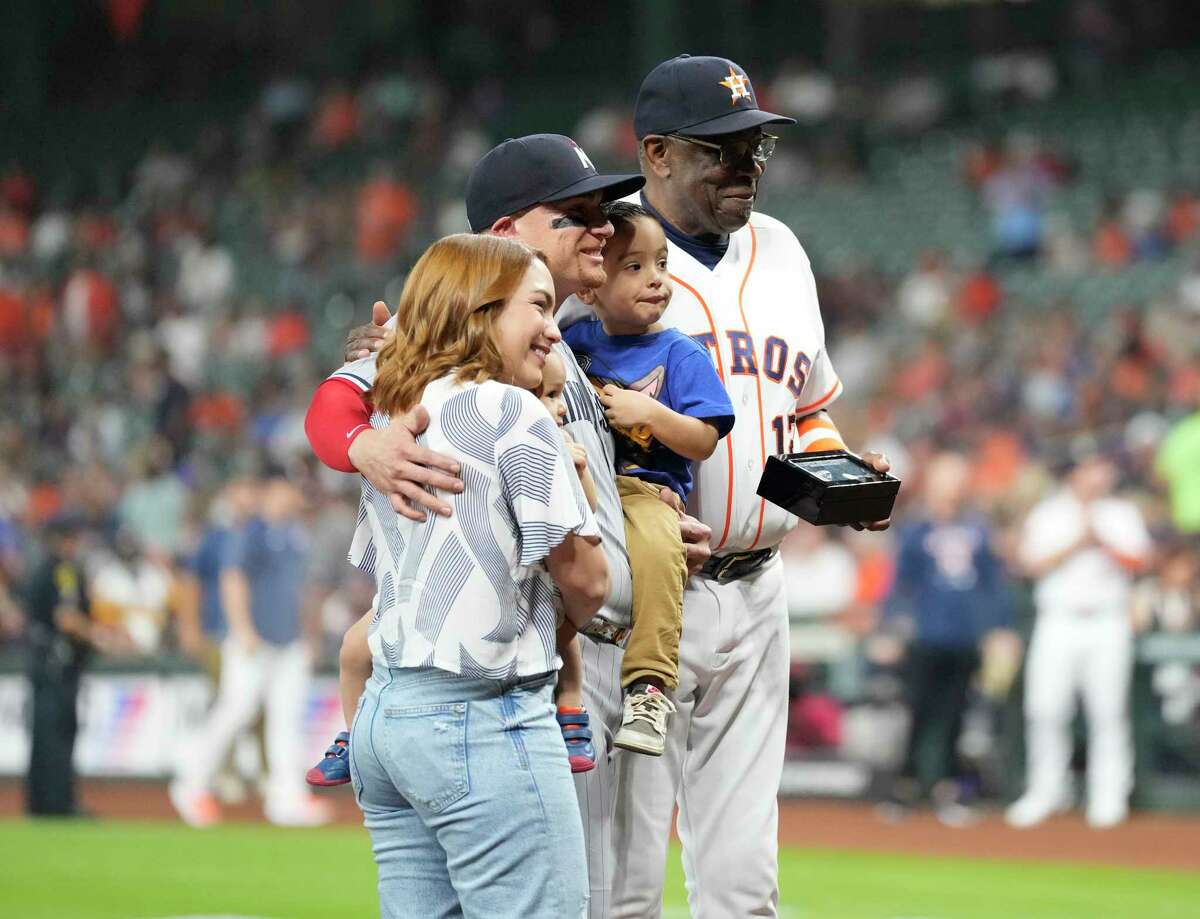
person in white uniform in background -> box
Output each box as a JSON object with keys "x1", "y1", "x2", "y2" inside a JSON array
[{"x1": 1007, "y1": 443, "x2": 1151, "y2": 829}]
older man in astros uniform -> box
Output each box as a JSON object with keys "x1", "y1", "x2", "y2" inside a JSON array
[{"x1": 563, "y1": 55, "x2": 890, "y2": 917}]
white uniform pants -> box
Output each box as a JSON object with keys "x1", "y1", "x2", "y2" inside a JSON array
[
  {"x1": 610, "y1": 554, "x2": 790, "y2": 918},
  {"x1": 176, "y1": 638, "x2": 312, "y2": 811},
  {"x1": 575, "y1": 633, "x2": 626, "y2": 918},
  {"x1": 1022, "y1": 614, "x2": 1133, "y2": 812}
]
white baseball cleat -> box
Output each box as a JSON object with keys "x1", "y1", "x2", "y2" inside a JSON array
[
  {"x1": 1085, "y1": 800, "x2": 1129, "y2": 829},
  {"x1": 168, "y1": 780, "x2": 221, "y2": 829},
  {"x1": 264, "y1": 794, "x2": 333, "y2": 828},
  {"x1": 1004, "y1": 792, "x2": 1070, "y2": 829}
]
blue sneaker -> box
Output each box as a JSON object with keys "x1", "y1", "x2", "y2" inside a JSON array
[
  {"x1": 556, "y1": 709, "x2": 596, "y2": 773},
  {"x1": 306, "y1": 732, "x2": 351, "y2": 787}
]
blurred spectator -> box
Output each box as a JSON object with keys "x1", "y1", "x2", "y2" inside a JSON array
[
  {"x1": 88, "y1": 528, "x2": 173, "y2": 654},
  {"x1": 1132, "y1": 542, "x2": 1198, "y2": 635},
  {"x1": 897, "y1": 251, "x2": 954, "y2": 329},
  {"x1": 880, "y1": 453, "x2": 1014, "y2": 821},
  {"x1": 356, "y1": 163, "x2": 417, "y2": 264},
  {"x1": 1007, "y1": 446, "x2": 1151, "y2": 829},
  {"x1": 1164, "y1": 189, "x2": 1199, "y2": 244},
  {"x1": 176, "y1": 226, "x2": 235, "y2": 315},
  {"x1": 1132, "y1": 544, "x2": 1200, "y2": 726},
  {"x1": 954, "y1": 264, "x2": 1004, "y2": 323},
  {"x1": 1178, "y1": 255, "x2": 1200, "y2": 316},
  {"x1": 980, "y1": 134, "x2": 1057, "y2": 261},
  {"x1": 783, "y1": 525, "x2": 858, "y2": 622},
  {"x1": 118, "y1": 436, "x2": 189, "y2": 557},
  {"x1": 1122, "y1": 189, "x2": 1170, "y2": 260},
  {"x1": 311, "y1": 84, "x2": 361, "y2": 150},
  {"x1": 876, "y1": 71, "x2": 947, "y2": 136},
  {"x1": 770, "y1": 58, "x2": 837, "y2": 125},
  {"x1": 62, "y1": 263, "x2": 119, "y2": 351},
  {"x1": 971, "y1": 52, "x2": 1058, "y2": 107},
  {"x1": 1040, "y1": 214, "x2": 1089, "y2": 277},
  {"x1": 1155, "y1": 399, "x2": 1200, "y2": 535},
  {"x1": 170, "y1": 472, "x2": 329, "y2": 828}
]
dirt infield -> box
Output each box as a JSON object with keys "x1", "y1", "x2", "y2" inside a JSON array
[{"x1": 4, "y1": 780, "x2": 1198, "y2": 872}]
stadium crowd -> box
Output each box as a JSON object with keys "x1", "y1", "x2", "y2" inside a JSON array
[{"x1": 1, "y1": 44, "x2": 1198, "y2": 821}]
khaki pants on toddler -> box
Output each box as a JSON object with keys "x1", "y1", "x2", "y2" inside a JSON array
[{"x1": 616, "y1": 475, "x2": 688, "y2": 689}]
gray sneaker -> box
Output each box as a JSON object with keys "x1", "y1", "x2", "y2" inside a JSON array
[{"x1": 613, "y1": 684, "x2": 676, "y2": 756}]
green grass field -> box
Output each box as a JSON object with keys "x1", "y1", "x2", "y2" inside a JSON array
[{"x1": 3, "y1": 819, "x2": 1197, "y2": 919}]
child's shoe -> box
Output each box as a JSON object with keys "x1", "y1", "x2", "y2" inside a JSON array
[
  {"x1": 613, "y1": 684, "x2": 675, "y2": 756},
  {"x1": 556, "y1": 708, "x2": 596, "y2": 773},
  {"x1": 305, "y1": 732, "x2": 351, "y2": 787}
]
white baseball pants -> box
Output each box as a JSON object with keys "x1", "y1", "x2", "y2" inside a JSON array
[
  {"x1": 175, "y1": 638, "x2": 312, "y2": 812},
  {"x1": 608, "y1": 554, "x2": 790, "y2": 918},
  {"x1": 1021, "y1": 613, "x2": 1134, "y2": 813}
]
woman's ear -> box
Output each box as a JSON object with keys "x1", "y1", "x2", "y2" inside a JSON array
[{"x1": 577, "y1": 287, "x2": 596, "y2": 305}]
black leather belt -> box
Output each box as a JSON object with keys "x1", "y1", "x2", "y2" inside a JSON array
[{"x1": 700, "y1": 547, "x2": 778, "y2": 584}]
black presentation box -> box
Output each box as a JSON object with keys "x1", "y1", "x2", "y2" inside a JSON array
[{"x1": 757, "y1": 449, "x2": 900, "y2": 527}]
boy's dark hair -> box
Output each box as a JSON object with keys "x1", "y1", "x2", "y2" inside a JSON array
[{"x1": 602, "y1": 200, "x2": 652, "y2": 233}]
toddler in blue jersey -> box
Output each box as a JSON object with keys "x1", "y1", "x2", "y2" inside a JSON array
[{"x1": 564, "y1": 201, "x2": 734, "y2": 754}]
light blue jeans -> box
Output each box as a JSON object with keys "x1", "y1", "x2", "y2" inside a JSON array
[{"x1": 349, "y1": 666, "x2": 588, "y2": 919}]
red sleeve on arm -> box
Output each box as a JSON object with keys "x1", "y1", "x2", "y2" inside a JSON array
[{"x1": 305, "y1": 378, "x2": 372, "y2": 473}]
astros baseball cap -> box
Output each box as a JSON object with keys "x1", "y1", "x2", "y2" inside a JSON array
[
  {"x1": 634, "y1": 54, "x2": 796, "y2": 139},
  {"x1": 466, "y1": 134, "x2": 644, "y2": 232}
]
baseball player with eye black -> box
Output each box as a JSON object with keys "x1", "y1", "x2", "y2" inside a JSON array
[{"x1": 552, "y1": 55, "x2": 893, "y2": 917}]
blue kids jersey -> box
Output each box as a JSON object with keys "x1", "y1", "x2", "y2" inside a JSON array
[{"x1": 563, "y1": 319, "x2": 734, "y2": 500}]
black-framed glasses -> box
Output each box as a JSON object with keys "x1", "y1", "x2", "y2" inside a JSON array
[{"x1": 669, "y1": 132, "x2": 778, "y2": 167}]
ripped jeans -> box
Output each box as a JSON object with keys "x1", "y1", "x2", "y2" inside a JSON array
[{"x1": 349, "y1": 666, "x2": 588, "y2": 919}]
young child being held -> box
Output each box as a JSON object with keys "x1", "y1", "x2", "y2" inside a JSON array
[
  {"x1": 563, "y1": 201, "x2": 735, "y2": 755},
  {"x1": 306, "y1": 353, "x2": 602, "y2": 787}
]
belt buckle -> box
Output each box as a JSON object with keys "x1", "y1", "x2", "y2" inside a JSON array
[
  {"x1": 582, "y1": 619, "x2": 630, "y2": 646},
  {"x1": 713, "y1": 552, "x2": 744, "y2": 585}
]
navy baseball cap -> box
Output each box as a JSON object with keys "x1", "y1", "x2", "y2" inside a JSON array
[
  {"x1": 634, "y1": 54, "x2": 796, "y2": 139},
  {"x1": 466, "y1": 134, "x2": 644, "y2": 232}
]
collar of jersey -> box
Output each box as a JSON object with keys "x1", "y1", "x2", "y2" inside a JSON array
[{"x1": 639, "y1": 192, "x2": 729, "y2": 271}]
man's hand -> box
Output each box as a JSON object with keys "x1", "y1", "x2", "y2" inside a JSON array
[
  {"x1": 655, "y1": 487, "x2": 710, "y2": 574},
  {"x1": 348, "y1": 405, "x2": 464, "y2": 521},
  {"x1": 598, "y1": 384, "x2": 659, "y2": 430},
  {"x1": 678, "y1": 512, "x2": 712, "y2": 576},
  {"x1": 345, "y1": 301, "x2": 392, "y2": 361},
  {"x1": 849, "y1": 451, "x2": 892, "y2": 532}
]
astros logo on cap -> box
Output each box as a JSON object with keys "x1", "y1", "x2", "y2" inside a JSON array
[{"x1": 719, "y1": 65, "x2": 751, "y2": 105}]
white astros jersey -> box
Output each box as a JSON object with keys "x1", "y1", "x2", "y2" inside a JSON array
[{"x1": 660, "y1": 211, "x2": 841, "y2": 554}]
